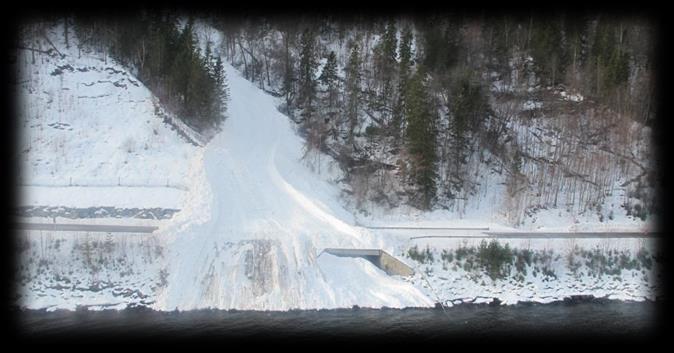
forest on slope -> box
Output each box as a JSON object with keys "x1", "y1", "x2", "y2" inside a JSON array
[
  {"x1": 71, "y1": 14, "x2": 229, "y2": 134},
  {"x1": 206, "y1": 13, "x2": 658, "y2": 225}
]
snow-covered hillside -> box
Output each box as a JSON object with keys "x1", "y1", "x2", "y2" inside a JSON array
[
  {"x1": 15, "y1": 21, "x2": 660, "y2": 312},
  {"x1": 16, "y1": 23, "x2": 201, "y2": 211},
  {"x1": 213, "y1": 19, "x2": 655, "y2": 233}
]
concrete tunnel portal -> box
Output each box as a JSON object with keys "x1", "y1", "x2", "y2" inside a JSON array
[{"x1": 321, "y1": 248, "x2": 415, "y2": 277}]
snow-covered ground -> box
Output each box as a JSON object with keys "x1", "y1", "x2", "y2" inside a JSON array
[
  {"x1": 17, "y1": 230, "x2": 165, "y2": 311},
  {"x1": 20, "y1": 186, "x2": 183, "y2": 209},
  {"x1": 16, "y1": 23, "x2": 198, "y2": 211},
  {"x1": 15, "y1": 21, "x2": 660, "y2": 312},
  {"x1": 395, "y1": 236, "x2": 660, "y2": 306},
  {"x1": 152, "y1": 62, "x2": 433, "y2": 310}
]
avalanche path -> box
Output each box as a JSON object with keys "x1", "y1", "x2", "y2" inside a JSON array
[{"x1": 154, "y1": 64, "x2": 433, "y2": 311}]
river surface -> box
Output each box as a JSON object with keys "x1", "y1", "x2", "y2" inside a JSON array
[{"x1": 14, "y1": 300, "x2": 662, "y2": 342}]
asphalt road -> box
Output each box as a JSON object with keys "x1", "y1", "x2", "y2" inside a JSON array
[
  {"x1": 14, "y1": 223, "x2": 656, "y2": 238},
  {"x1": 410, "y1": 232, "x2": 658, "y2": 240},
  {"x1": 364, "y1": 226, "x2": 491, "y2": 230}
]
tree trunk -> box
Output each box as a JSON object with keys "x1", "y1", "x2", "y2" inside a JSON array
[{"x1": 237, "y1": 36, "x2": 248, "y2": 79}]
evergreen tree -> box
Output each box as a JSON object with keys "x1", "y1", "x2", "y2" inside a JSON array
[
  {"x1": 393, "y1": 26, "x2": 414, "y2": 140},
  {"x1": 319, "y1": 51, "x2": 338, "y2": 89},
  {"x1": 563, "y1": 16, "x2": 590, "y2": 86},
  {"x1": 404, "y1": 69, "x2": 438, "y2": 210},
  {"x1": 450, "y1": 74, "x2": 489, "y2": 167},
  {"x1": 213, "y1": 55, "x2": 229, "y2": 120},
  {"x1": 297, "y1": 29, "x2": 318, "y2": 126},
  {"x1": 373, "y1": 20, "x2": 398, "y2": 123},
  {"x1": 398, "y1": 26, "x2": 414, "y2": 83},
  {"x1": 529, "y1": 18, "x2": 566, "y2": 86},
  {"x1": 64, "y1": 17, "x2": 69, "y2": 49},
  {"x1": 586, "y1": 19, "x2": 631, "y2": 99},
  {"x1": 419, "y1": 16, "x2": 460, "y2": 74},
  {"x1": 204, "y1": 41, "x2": 213, "y2": 74},
  {"x1": 280, "y1": 28, "x2": 297, "y2": 116},
  {"x1": 171, "y1": 18, "x2": 197, "y2": 109},
  {"x1": 344, "y1": 43, "x2": 362, "y2": 144},
  {"x1": 319, "y1": 51, "x2": 340, "y2": 139}
]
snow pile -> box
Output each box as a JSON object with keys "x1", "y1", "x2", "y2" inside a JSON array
[
  {"x1": 560, "y1": 90, "x2": 584, "y2": 102},
  {"x1": 152, "y1": 61, "x2": 432, "y2": 311},
  {"x1": 317, "y1": 253, "x2": 432, "y2": 308}
]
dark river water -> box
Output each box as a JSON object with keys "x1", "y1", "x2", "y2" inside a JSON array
[{"x1": 13, "y1": 300, "x2": 663, "y2": 343}]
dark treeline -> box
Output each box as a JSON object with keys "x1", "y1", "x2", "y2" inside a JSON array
[
  {"x1": 73, "y1": 13, "x2": 228, "y2": 133},
  {"x1": 205, "y1": 13, "x2": 656, "y2": 219}
]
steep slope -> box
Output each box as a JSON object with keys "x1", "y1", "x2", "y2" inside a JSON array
[
  {"x1": 16, "y1": 22, "x2": 201, "y2": 211},
  {"x1": 155, "y1": 63, "x2": 433, "y2": 310},
  {"x1": 213, "y1": 19, "x2": 655, "y2": 232}
]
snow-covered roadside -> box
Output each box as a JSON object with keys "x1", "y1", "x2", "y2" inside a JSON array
[
  {"x1": 16, "y1": 229, "x2": 166, "y2": 311},
  {"x1": 14, "y1": 21, "x2": 204, "y2": 311},
  {"x1": 393, "y1": 236, "x2": 661, "y2": 306},
  {"x1": 19, "y1": 186, "x2": 184, "y2": 210},
  {"x1": 355, "y1": 188, "x2": 651, "y2": 233},
  {"x1": 15, "y1": 216, "x2": 170, "y2": 228},
  {"x1": 355, "y1": 209, "x2": 651, "y2": 239}
]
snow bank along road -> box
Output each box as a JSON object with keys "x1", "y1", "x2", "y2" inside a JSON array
[
  {"x1": 15, "y1": 223, "x2": 158, "y2": 233},
  {"x1": 153, "y1": 64, "x2": 434, "y2": 311}
]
